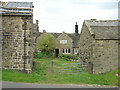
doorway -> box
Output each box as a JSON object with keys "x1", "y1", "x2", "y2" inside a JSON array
[{"x1": 55, "y1": 49, "x2": 59, "y2": 57}]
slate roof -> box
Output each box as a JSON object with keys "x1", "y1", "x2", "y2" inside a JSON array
[
  {"x1": 0, "y1": 1, "x2": 33, "y2": 15},
  {"x1": 67, "y1": 33, "x2": 79, "y2": 47},
  {"x1": 50, "y1": 33, "x2": 61, "y2": 38},
  {"x1": 85, "y1": 20, "x2": 120, "y2": 40},
  {"x1": 3, "y1": 2, "x2": 33, "y2": 8},
  {"x1": 39, "y1": 32, "x2": 61, "y2": 39}
]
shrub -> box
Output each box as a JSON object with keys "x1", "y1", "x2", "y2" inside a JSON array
[
  {"x1": 58, "y1": 54, "x2": 78, "y2": 61},
  {"x1": 36, "y1": 34, "x2": 56, "y2": 55},
  {"x1": 33, "y1": 52, "x2": 51, "y2": 59},
  {"x1": 33, "y1": 52, "x2": 38, "y2": 58},
  {"x1": 32, "y1": 61, "x2": 47, "y2": 75}
]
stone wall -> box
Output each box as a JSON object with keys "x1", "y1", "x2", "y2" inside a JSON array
[
  {"x1": 0, "y1": 16, "x2": 2, "y2": 68},
  {"x1": 33, "y1": 20, "x2": 39, "y2": 52},
  {"x1": 79, "y1": 22, "x2": 94, "y2": 65},
  {"x1": 92, "y1": 40, "x2": 118, "y2": 74},
  {"x1": 2, "y1": 15, "x2": 33, "y2": 73}
]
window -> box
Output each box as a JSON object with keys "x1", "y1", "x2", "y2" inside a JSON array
[
  {"x1": 62, "y1": 49, "x2": 65, "y2": 53},
  {"x1": 66, "y1": 49, "x2": 68, "y2": 53},
  {"x1": 74, "y1": 49, "x2": 78, "y2": 54},
  {"x1": 60, "y1": 40, "x2": 67, "y2": 44},
  {"x1": 62, "y1": 49, "x2": 70, "y2": 54},
  {"x1": 68, "y1": 49, "x2": 70, "y2": 53}
]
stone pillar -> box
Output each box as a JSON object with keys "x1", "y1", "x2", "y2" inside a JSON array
[
  {"x1": 0, "y1": 15, "x2": 2, "y2": 90},
  {"x1": 2, "y1": 15, "x2": 33, "y2": 73},
  {"x1": 50, "y1": 60, "x2": 54, "y2": 73},
  {"x1": 0, "y1": 15, "x2": 2, "y2": 69}
]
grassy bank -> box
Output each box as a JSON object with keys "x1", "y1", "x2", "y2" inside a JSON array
[{"x1": 2, "y1": 58, "x2": 119, "y2": 86}]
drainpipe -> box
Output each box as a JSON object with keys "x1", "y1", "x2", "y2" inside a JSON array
[{"x1": 23, "y1": 16, "x2": 27, "y2": 73}]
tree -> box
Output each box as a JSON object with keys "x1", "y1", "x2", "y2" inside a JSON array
[{"x1": 37, "y1": 34, "x2": 56, "y2": 55}]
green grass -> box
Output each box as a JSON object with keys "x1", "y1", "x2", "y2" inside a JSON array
[{"x1": 2, "y1": 57, "x2": 119, "y2": 86}]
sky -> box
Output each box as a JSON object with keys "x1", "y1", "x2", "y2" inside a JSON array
[{"x1": 1, "y1": 0, "x2": 119, "y2": 33}]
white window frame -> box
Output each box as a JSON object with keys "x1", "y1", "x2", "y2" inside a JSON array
[
  {"x1": 62, "y1": 49, "x2": 70, "y2": 54},
  {"x1": 60, "y1": 40, "x2": 67, "y2": 44},
  {"x1": 74, "y1": 49, "x2": 78, "y2": 54}
]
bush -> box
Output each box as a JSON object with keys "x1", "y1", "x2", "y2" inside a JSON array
[
  {"x1": 58, "y1": 54, "x2": 78, "y2": 61},
  {"x1": 37, "y1": 34, "x2": 56, "y2": 55},
  {"x1": 32, "y1": 61, "x2": 47, "y2": 75},
  {"x1": 33, "y1": 52, "x2": 38, "y2": 58},
  {"x1": 33, "y1": 52, "x2": 51, "y2": 59}
]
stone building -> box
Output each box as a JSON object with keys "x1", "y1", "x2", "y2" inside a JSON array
[
  {"x1": 33, "y1": 20, "x2": 40, "y2": 52},
  {"x1": 36, "y1": 23, "x2": 79, "y2": 57},
  {"x1": 0, "y1": 1, "x2": 34, "y2": 73},
  {"x1": 79, "y1": 19, "x2": 119, "y2": 74}
]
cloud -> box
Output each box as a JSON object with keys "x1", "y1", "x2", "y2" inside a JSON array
[
  {"x1": 97, "y1": 2, "x2": 118, "y2": 10},
  {"x1": 1, "y1": 0, "x2": 118, "y2": 33},
  {"x1": 36, "y1": 0, "x2": 118, "y2": 33}
]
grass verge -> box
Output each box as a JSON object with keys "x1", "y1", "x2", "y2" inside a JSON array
[{"x1": 2, "y1": 58, "x2": 119, "y2": 86}]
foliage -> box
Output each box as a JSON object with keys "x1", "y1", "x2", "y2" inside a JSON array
[
  {"x1": 33, "y1": 52, "x2": 38, "y2": 58},
  {"x1": 37, "y1": 34, "x2": 56, "y2": 55},
  {"x1": 32, "y1": 61, "x2": 47, "y2": 75},
  {"x1": 33, "y1": 52, "x2": 51, "y2": 59},
  {"x1": 2, "y1": 58, "x2": 119, "y2": 86},
  {"x1": 58, "y1": 54, "x2": 78, "y2": 61}
]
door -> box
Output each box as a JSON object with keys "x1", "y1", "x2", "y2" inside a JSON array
[{"x1": 55, "y1": 49, "x2": 59, "y2": 57}]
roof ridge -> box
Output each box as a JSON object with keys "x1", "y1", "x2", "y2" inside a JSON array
[
  {"x1": 84, "y1": 21, "x2": 94, "y2": 35},
  {"x1": 85, "y1": 20, "x2": 120, "y2": 22}
]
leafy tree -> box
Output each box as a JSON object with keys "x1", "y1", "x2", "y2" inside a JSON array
[{"x1": 37, "y1": 34, "x2": 56, "y2": 55}]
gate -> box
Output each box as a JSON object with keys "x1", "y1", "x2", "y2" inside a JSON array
[{"x1": 53, "y1": 62, "x2": 87, "y2": 75}]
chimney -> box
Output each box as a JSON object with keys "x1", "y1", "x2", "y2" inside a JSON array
[
  {"x1": 36, "y1": 20, "x2": 39, "y2": 25},
  {"x1": 36, "y1": 20, "x2": 39, "y2": 33},
  {"x1": 43, "y1": 30, "x2": 46, "y2": 33},
  {"x1": 75, "y1": 22, "x2": 78, "y2": 35},
  {"x1": 90, "y1": 19, "x2": 97, "y2": 21}
]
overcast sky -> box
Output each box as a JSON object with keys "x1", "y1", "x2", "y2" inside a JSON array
[{"x1": 1, "y1": 0, "x2": 119, "y2": 33}]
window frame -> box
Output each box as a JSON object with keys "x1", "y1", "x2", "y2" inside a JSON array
[
  {"x1": 74, "y1": 49, "x2": 78, "y2": 54},
  {"x1": 60, "y1": 40, "x2": 67, "y2": 44},
  {"x1": 62, "y1": 49, "x2": 71, "y2": 54}
]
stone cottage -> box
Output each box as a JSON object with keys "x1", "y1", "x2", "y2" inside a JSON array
[
  {"x1": 79, "y1": 19, "x2": 119, "y2": 74},
  {"x1": 0, "y1": 1, "x2": 34, "y2": 73},
  {"x1": 36, "y1": 23, "x2": 79, "y2": 57}
]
